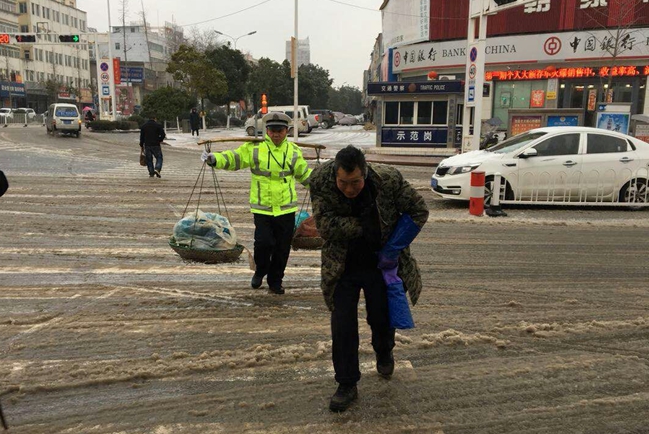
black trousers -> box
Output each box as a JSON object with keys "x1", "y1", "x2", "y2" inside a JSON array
[
  {"x1": 253, "y1": 212, "x2": 295, "y2": 288},
  {"x1": 144, "y1": 145, "x2": 163, "y2": 175},
  {"x1": 331, "y1": 267, "x2": 395, "y2": 385}
]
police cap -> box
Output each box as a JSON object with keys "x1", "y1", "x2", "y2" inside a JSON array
[{"x1": 263, "y1": 112, "x2": 290, "y2": 128}]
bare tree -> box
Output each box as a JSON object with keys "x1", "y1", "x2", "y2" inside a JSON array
[
  {"x1": 580, "y1": 0, "x2": 646, "y2": 101},
  {"x1": 186, "y1": 27, "x2": 220, "y2": 52}
]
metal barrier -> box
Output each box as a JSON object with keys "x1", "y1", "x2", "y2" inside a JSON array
[
  {"x1": 492, "y1": 166, "x2": 649, "y2": 207},
  {"x1": 1, "y1": 113, "x2": 42, "y2": 127}
]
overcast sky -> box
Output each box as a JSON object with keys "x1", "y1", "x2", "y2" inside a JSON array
[{"x1": 83, "y1": 0, "x2": 384, "y2": 88}]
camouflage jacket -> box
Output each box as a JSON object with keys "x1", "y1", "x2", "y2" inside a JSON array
[{"x1": 310, "y1": 161, "x2": 429, "y2": 311}]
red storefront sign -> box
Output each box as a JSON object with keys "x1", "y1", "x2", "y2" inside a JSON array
[
  {"x1": 511, "y1": 115, "x2": 543, "y2": 136},
  {"x1": 486, "y1": 65, "x2": 649, "y2": 81},
  {"x1": 530, "y1": 90, "x2": 545, "y2": 108},
  {"x1": 113, "y1": 58, "x2": 121, "y2": 84}
]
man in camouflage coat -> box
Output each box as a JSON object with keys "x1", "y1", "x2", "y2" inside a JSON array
[{"x1": 310, "y1": 145, "x2": 428, "y2": 412}]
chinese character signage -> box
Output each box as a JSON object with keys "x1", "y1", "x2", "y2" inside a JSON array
[
  {"x1": 367, "y1": 81, "x2": 463, "y2": 95},
  {"x1": 392, "y1": 28, "x2": 649, "y2": 72},
  {"x1": 511, "y1": 115, "x2": 543, "y2": 136},
  {"x1": 0, "y1": 82, "x2": 26, "y2": 97},
  {"x1": 381, "y1": 127, "x2": 448, "y2": 147},
  {"x1": 487, "y1": 65, "x2": 649, "y2": 81}
]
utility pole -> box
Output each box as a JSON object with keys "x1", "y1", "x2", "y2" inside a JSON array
[
  {"x1": 462, "y1": 0, "x2": 542, "y2": 152},
  {"x1": 292, "y1": 0, "x2": 299, "y2": 142},
  {"x1": 106, "y1": 0, "x2": 117, "y2": 120}
]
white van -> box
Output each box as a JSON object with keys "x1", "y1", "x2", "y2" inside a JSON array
[
  {"x1": 245, "y1": 108, "x2": 309, "y2": 136},
  {"x1": 46, "y1": 103, "x2": 82, "y2": 137}
]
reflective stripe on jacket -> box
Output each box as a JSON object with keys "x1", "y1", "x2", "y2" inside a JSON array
[{"x1": 211, "y1": 135, "x2": 312, "y2": 216}]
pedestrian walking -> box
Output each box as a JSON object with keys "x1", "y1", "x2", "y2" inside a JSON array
[
  {"x1": 189, "y1": 108, "x2": 201, "y2": 137},
  {"x1": 309, "y1": 145, "x2": 429, "y2": 412},
  {"x1": 201, "y1": 112, "x2": 311, "y2": 294},
  {"x1": 139, "y1": 114, "x2": 166, "y2": 178}
]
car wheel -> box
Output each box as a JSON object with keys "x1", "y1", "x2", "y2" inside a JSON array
[
  {"x1": 320, "y1": 121, "x2": 329, "y2": 129},
  {"x1": 484, "y1": 175, "x2": 513, "y2": 206},
  {"x1": 619, "y1": 178, "x2": 648, "y2": 203},
  {"x1": 246, "y1": 126, "x2": 255, "y2": 136}
]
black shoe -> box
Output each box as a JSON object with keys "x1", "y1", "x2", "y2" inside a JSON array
[
  {"x1": 268, "y1": 285, "x2": 285, "y2": 295},
  {"x1": 149, "y1": 173, "x2": 154, "y2": 178},
  {"x1": 251, "y1": 273, "x2": 263, "y2": 289},
  {"x1": 329, "y1": 384, "x2": 357, "y2": 412},
  {"x1": 154, "y1": 170, "x2": 161, "y2": 178},
  {"x1": 376, "y1": 352, "x2": 394, "y2": 378}
]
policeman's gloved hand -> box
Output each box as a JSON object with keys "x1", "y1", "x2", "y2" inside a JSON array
[{"x1": 201, "y1": 150, "x2": 216, "y2": 167}]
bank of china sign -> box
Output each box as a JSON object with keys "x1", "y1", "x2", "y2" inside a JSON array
[{"x1": 392, "y1": 28, "x2": 649, "y2": 73}]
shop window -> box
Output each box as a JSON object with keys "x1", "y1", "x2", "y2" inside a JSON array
[
  {"x1": 417, "y1": 101, "x2": 432, "y2": 124},
  {"x1": 399, "y1": 102, "x2": 414, "y2": 124},
  {"x1": 432, "y1": 101, "x2": 448, "y2": 125},
  {"x1": 384, "y1": 102, "x2": 399, "y2": 125}
]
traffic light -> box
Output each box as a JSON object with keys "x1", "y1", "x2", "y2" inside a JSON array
[
  {"x1": 0, "y1": 34, "x2": 10, "y2": 44},
  {"x1": 260, "y1": 93, "x2": 268, "y2": 115},
  {"x1": 58, "y1": 34, "x2": 80, "y2": 43},
  {"x1": 15, "y1": 35, "x2": 36, "y2": 43}
]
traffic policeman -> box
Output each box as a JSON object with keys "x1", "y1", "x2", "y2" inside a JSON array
[{"x1": 201, "y1": 112, "x2": 312, "y2": 294}]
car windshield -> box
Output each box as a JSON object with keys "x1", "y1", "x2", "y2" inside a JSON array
[
  {"x1": 55, "y1": 108, "x2": 79, "y2": 117},
  {"x1": 487, "y1": 131, "x2": 547, "y2": 154}
]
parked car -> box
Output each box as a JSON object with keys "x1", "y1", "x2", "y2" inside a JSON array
[
  {"x1": 244, "y1": 112, "x2": 299, "y2": 137},
  {"x1": 0, "y1": 108, "x2": 14, "y2": 123},
  {"x1": 45, "y1": 103, "x2": 82, "y2": 137},
  {"x1": 17, "y1": 108, "x2": 36, "y2": 119},
  {"x1": 338, "y1": 115, "x2": 359, "y2": 126},
  {"x1": 310, "y1": 109, "x2": 336, "y2": 129},
  {"x1": 431, "y1": 127, "x2": 649, "y2": 205},
  {"x1": 12, "y1": 108, "x2": 35, "y2": 124}
]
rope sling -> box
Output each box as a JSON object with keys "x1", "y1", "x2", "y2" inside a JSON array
[{"x1": 168, "y1": 142, "x2": 244, "y2": 264}]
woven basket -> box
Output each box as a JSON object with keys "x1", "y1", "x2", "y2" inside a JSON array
[
  {"x1": 292, "y1": 236, "x2": 324, "y2": 250},
  {"x1": 169, "y1": 238, "x2": 244, "y2": 264}
]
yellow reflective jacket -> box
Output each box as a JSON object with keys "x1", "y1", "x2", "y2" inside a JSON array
[{"x1": 211, "y1": 135, "x2": 312, "y2": 216}]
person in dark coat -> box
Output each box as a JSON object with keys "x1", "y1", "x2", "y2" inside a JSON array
[
  {"x1": 189, "y1": 108, "x2": 200, "y2": 137},
  {"x1": 0, "y1": 170, "x2": 8, "y2": 197},
  {"x1": 310, "y1": 145, "x2": 429, "y2": 413},
  {"x1": 139, "y1": 114, "x2": 166, "y2": 178}
]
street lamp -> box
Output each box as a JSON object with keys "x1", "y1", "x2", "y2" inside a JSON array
[{"x1": 214, "y1": 30, "x2": 257, "y2": 50}]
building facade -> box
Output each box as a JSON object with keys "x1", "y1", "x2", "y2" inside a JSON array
[
  {"x1": 93, "y1": 22, "x2": 183, "y2": 115},
  {"x1": 285, "y1": 36, "x2": 310, "y2": 67},
  {"x1": 1, "y1": 0, "x2": 24, "y2": 107},
  {"x1": 8, "y1": 0, "x2": 92, "y2": 111},
  {"x1": 370, "y1": 0, "x2": 649, "y2": 148}
]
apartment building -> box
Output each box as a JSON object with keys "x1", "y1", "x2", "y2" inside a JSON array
[
  {"x1": 92, "y1": 21, "x2": 183, "y2": 115},
  {"x1": 10, "y1": 0, "x2": 92, "y2": 111},
  {"x1": 0, "y1": 0, "x2": 23, "y2": 108},
  {"x1": 285, "y1": 36, "x2": 310, "y2": 67}
]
